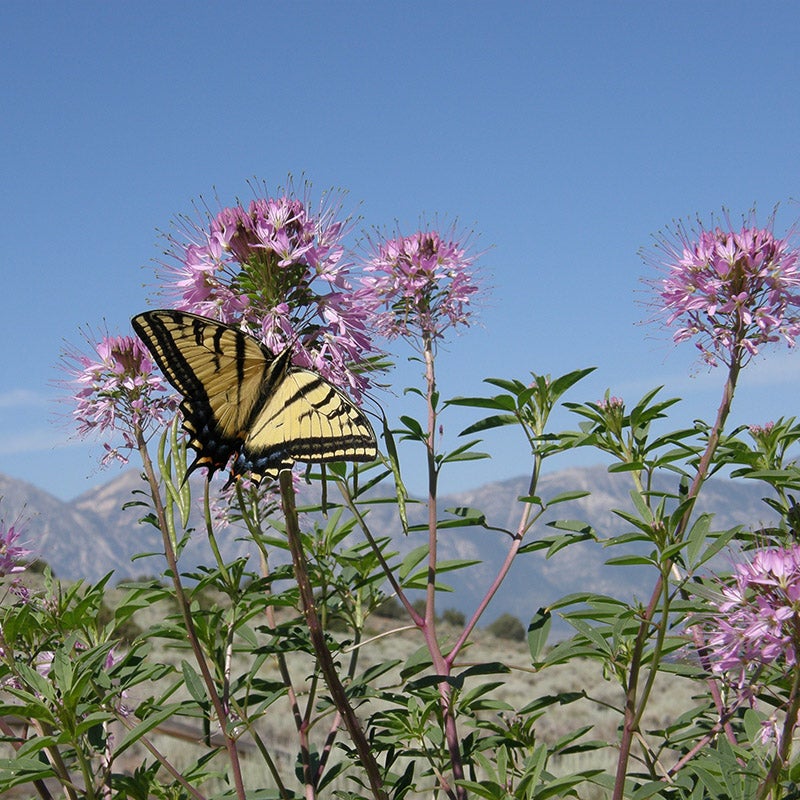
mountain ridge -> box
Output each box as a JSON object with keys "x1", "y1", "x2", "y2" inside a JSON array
[{"x1": 0, "y1": 466, "x2": 777, "y2": 624}]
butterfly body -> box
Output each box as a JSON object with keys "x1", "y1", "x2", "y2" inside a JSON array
[{"x1": 131, "y1": 310, "x2": 377, "y2": 483}]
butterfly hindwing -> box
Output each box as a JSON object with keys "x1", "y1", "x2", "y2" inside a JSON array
[
  {"x1": 131, "y1": 309, "x2": 377, "y2": 482},
  {"x1": 243, "y1": 368, "x2": 378, "y2": 469}
]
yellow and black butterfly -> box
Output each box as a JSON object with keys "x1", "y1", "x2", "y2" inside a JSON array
[{"x1": 131, "y1": 309, "x2": 378, "y2": 483}]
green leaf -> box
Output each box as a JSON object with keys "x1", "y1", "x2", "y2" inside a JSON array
[
  {"x1": 445, "y1": 506, "x2": 487, "y2": 525},
  {"x1": 527, "y1": 608, "x2": 551, "y2": 663},
  {"x1": 181, "y1": 660, "x2": 207, "y2": 705},
  {"x1": 448, "y1": 394, "x2": 517, "y2": 411},
  {"x1": 545, "y1": 518, "x2": 596, "y2": 536},
  {"x1": 607, "y1": 461, "x2": 646, "y2": 473},
  {"x1": 455, "y1": 780, "x2": 505, "y2": 799},
  {"x1": 433, "y1": 557, "x2": 482, "y2": 574},
  {"x1": 398, "y1": 415, "x2": 425, "y2": 439},
  {"x1": 629, "y1": 489, "x2": 654, "y2": 522},
  {"x1": 0, "y1": 756, "x2": 55, "y2": 789},
  {"x1": 549, "y1": 366, "x2": 596, "y2": 398},
  {"x1": 399, "y1": 545, "x2": 429, "y2": 581},
  {"x1": 380, "y1": 416, "x2": 410, "y2": 534},
  {"x1": 544, "y1": 489, "x2": 591, "y2": 506},
  {"x1": 605, "y1": 554, "x2": 657, "y2": 567},
  {"x1": 400, "y1": 646, "x2": 434, "y2": 680},
  {"x1": 742, "y1": 708, "x2": 764, "y2": 746},
  {"x1": 439, "y1": 441, "x2": 491, "y2": 463},
  {"x1": 484, "y1": 376, "x2": 526, "y2": 393},
  {"x1": 113, "y1": 703, "x2": 184, "y2": 756},
  {"x1": 455, "y1": 662, "x2": 511, "y2": 679},
  {"x1": 686, "y1": 513, "x2": 712, "y2": 566},
  {"x1": 696, "y1": 527, "x2": 739, "y2": 567},
  {"x1": 460, "y1": 413, "x2": 520, "y2": 436}
]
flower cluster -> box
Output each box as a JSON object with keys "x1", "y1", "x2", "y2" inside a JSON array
[
  {"x1": 362, "y1": 227, "x2": 479, "y2": 343},
  {"x1": 159, "y1": 183, "x2": 375, "y2": 397},
  {"x1": 61, "y1": 332, "x2": 177, "y2": 464},
  {"x1": 647, "y1": 212, "x2": 800, "y2": 366},
  {"x1": 748, "y1": 421, "x2": 776, "y2": 438},
  {"x1": 704, "y1": 545, "x2": 800, "y2": 685}
]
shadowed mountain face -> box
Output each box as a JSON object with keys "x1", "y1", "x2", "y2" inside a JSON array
[{"x1": 0, "y1": 466, "x2": 777, "y2": 625}]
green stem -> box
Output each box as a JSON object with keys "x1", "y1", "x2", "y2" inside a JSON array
[
  {"x1": 242, "y1": 486, "x2": 305, "y2": 800},
  {"x1": 135, "y1": 428, "x2": 247, "y2": 800},
  {"x1": 202, "y1": 477, "x2": 232, "y2": 587}
]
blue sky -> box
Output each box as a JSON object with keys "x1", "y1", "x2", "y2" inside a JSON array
[{"x1": 3, "y1": 2, "x2": 800, "y2": 501}]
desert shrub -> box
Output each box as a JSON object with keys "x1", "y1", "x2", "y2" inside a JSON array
[{"x1": 487, "y1": 612, "x2": 526, "y2": 641}]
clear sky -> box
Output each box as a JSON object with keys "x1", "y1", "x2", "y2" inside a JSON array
[{"x1": 3, "y1": 2, "x2": 800, "y2": 501}]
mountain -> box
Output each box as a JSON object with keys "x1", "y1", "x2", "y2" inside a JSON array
[{"x1": 0, "y1": 466, "x2": 778, "y2": 625}]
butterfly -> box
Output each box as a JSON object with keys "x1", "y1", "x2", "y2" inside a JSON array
[{"x1": 131, "y1": 309, "x2": 378, "y2": 483}]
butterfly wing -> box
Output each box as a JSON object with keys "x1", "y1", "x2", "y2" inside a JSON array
[
  {"x1": 132, "y1": 309, "x2": 377, "y2": 483},
  {"x1": 238, "y1": 368, "x2": 378, "y2": 481}
]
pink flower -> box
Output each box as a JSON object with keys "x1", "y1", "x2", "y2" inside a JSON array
[
  {"x1": 157, "y1": 180, "x2": 376, "y2": 399},
  {"x1": 644, "y1": 210, "x2": 800, "y2": 366},
  {"x1": 362, "y1": 226, "x2": 481, "y2": 343},
  {"x1": 704, "y1": 544, "x2": 800, "y2": 684},
  {"x1": 60, "y1": 331, "x2": 178, "y2": 464}
]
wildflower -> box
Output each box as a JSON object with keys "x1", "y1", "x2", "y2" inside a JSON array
[
  {"x1": 645, "y1": 210, "x2": 800, "y2": 366},
  {"x1": 703, "y1": 544, "x2": 800, "y2": 685},
  {"x1": 0, "y1": 519, "x2": 29, "y2": 577},
  {"x1": 157, "y1": 181, "x2": 376, "y2": 398},
  {"x1": 362, "y1": 226, "x2": 480, "y2": 344},
  {"x1": 60, "y1": 331, "x2": 178, "y2": 464}
]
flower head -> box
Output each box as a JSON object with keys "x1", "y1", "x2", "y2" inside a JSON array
[
  {"x1": 157, "y1": 180, "x2": 376, "y2": 398},
  {"x1": 362, "y1": 226, "x2": 481, "y2": 344},
  {"x1": 703, "y1": 544, "x2": 800, "y2": 685},
  {"x1": 645, "y1": 210, "x2": 800, "y2": 366},
  {"x1": 60, "y1": 331, "x2": 178, "y2": 464}
]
